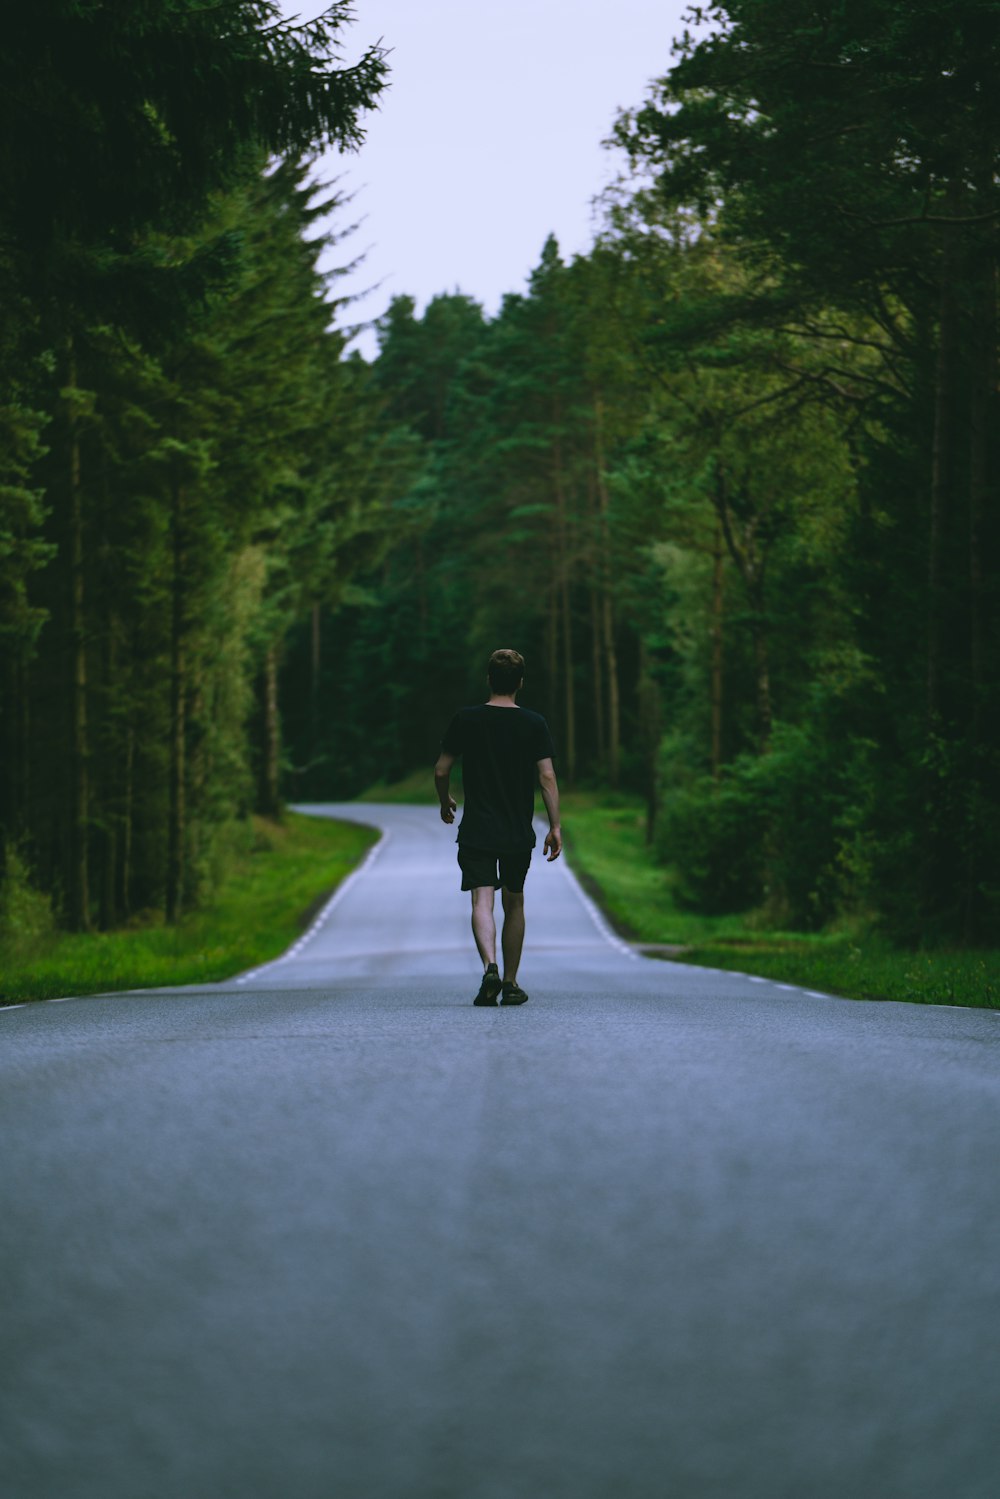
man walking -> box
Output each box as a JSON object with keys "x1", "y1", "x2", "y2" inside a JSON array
[{"x1": 434, "y1": 648, "x2": 562, "y2": 1006}]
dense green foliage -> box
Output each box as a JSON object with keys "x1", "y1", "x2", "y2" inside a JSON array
[
  {"x1": 610, "y1": 0, "x2": 1000, "y2": 942},
  {"x1": 0, "y1": 3, "x2": 404, "y2": 934},
  {"x1": 3, "y1": 0, "x2": 998, "y2": 959}
]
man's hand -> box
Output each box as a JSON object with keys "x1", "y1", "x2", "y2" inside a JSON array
[
  {"x1": 434, "y1": 752, "x2": 457, "y2": 824},
  {"x1": 537, "y1": 759, "x2": 561, "y2": 861}
]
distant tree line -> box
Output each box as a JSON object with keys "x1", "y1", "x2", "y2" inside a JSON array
[
  {"x1": 284, "y1": 0, "x2": 999, "y2": 943},
  {"x1": 3, "y1": 0, "x2": 997, "y2": 948}
]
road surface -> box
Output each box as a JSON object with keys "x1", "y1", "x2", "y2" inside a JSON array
[{"x1": 2, "y1": 802, "x2": 999, "y2": 1498}]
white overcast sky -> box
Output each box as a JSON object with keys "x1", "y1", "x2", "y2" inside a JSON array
[{"x1": 300, "y1": 1, "x2": 692, "y2": 356}]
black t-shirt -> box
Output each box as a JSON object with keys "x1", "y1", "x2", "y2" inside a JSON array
[{"x1": 441, "y1": 704, "x2": 556, "y2": 851}]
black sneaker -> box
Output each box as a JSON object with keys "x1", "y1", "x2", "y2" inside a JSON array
[
  {"x1": 500, "y1": 981, "x2": 529, "y2": 1006},
  {"x1": 474, "y1": 963, "x2": 502, "y2": 1006}
]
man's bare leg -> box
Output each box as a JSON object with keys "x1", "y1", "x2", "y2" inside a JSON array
[
  {"x1": 471, "y1": 887, "x2": 497, "y2": 968},
  {"x1": 500, "y1": 888, "x2": 525, "y2": 984}
]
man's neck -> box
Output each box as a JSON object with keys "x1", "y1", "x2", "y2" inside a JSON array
[{"x1": 486, "y1": 693, "x2": 519, "y2": 708}]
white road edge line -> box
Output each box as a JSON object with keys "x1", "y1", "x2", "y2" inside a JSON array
[
  {"x1": 559, "y1": 856, "x2": 639, "y2": 961},
  {"x1": 3, "y1": 805, "x2": 998, "y2": 1015},
  {"x1": 234, "y1": 828, "x2": 391, "y2": 986}
]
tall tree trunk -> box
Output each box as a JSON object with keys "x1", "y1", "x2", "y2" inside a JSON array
[
  {"x1": 186, "y1": 673, "x2": 206, "y2": 900},
  {"x1": 309, "y1": 602, "x2": 321, "y2": 783},
  {"x1": 963, "y1": 234, "x2": 995, "y2": 940},
  {"x1": 66, "y1": 335, "x2": 90, "y2": 930},
  {"x1": 560, "y1": 572, "x2": 575, "y2": 786},
  {"x1": 593, "y1": 402, "x2": 620, "y2": 787},
  {"x1": 749, "y1": 580, "x2": 772, "y2": 754},
  {"x1": 261, "y1": 644, "x2": 282, "y2": 818},
  {"x1": 0, "y1": 656, "x2": 24, "y2": 844},
  {"x1": 710, "y1": 519, "x2": 725, "y2": 782},
  {"x1": 927, "y1": 217, "x2": 961, "y2": 725},
  {"x1": 713, "y1": 469, "x2": 771, "y2": 752},
  {"x1": 166, "y1": 472, "x2": 186, "y2": 923},
  {"x1": 552, "y1": 432, "x2": 576, "y2": 784},
  {"x1": 638, "y1": 638, "x2": 661, "y2": 844},
  {"x1": 589, "y1": 584, "x2": 606, "y2": 771},
  {"x1": 547, "y1": 584, "x2": 558, "y2": 723},
  {"x1": 99, "y1": 807, "x2": 117, "y2": 931},
  {"x1": 967, "y1": 258, "x2": 994, "y2": 746},
  {"x1": 602, "y1": 594, "x2": 621, "y2": 789},
  {"x1": 99, "y1": 620, "x2": 118, "y2": 930},
  {"x1": 120, "y1": 723, "x2": 134, "y2": 921},
  {"x1": 0, "y1": 663, "x2": 9, "y2": 843}
]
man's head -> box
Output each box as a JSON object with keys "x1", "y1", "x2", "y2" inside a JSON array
[{"x1": 488, "y1": 648, "x2": 525, "y2": 696}]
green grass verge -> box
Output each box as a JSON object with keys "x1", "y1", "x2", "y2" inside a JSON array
[
  {"x1": 355, "y1": 763, "x2": 462, "y2": 805},
  {"x1": 0, "y1": 811, "x2": 377, "y2": 1004},
  {"x1": 560, "y1": 792, "x2": 750, "y2": 946},
  {"x1": 665, "y1": 938, "x2": 1000, "y2": 1009},
  {"x1": 561, "y1": 791, "x2": 1000, "y2": 1011}
]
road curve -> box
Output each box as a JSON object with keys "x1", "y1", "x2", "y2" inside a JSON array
[
  {"x1": 2, "y1": 802, "x2": 999, "y2": 1499},
  {"x1": 232, "y1": 800, "x2": 640, "y2": 989}
]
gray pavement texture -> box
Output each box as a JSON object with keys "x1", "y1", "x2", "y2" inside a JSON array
[{"x1": 2, "y1": 801, "x2": 999, "y2": 1499}]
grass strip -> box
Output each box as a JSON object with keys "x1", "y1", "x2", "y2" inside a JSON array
[
  {"x1": 662, "y1": 939, "x2": 1000, "y2": 1009},
  {"x1": 0, "y1": 811, "x2": 377, "y2": 1004},
  {"x1": 560, "y1": 792, "x2": 1000, "y2": 1011}
]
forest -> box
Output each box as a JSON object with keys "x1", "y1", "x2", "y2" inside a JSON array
[{"x1": 2, "y1": 0, "x2": 998, "y2": 953}]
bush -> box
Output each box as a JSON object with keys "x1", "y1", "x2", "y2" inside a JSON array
[
  {"x1": 656, "y1": 721, "x2": 854, "y2": 925},
  {"x1": 0, "y1": 843, "x2": 54, "y2": 952},
  {"x1": 657, "y1": 773, "x2": 767, "y2": 914}
]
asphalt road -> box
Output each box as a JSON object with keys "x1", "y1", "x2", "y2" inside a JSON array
[{"x1": 2, "y1": 802, "x2": 999, "y2": 1499}]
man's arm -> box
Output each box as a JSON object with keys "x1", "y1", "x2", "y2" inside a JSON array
[
  {"x1": 434, "y1": 752, "x2": 458, "y2": 823},
  {"x1": 537, "y1": 757, "x2": 562, "y2": 860}
]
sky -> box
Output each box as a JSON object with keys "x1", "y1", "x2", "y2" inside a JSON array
[{"x1": 302, "y1": 1, "x2": 692, "y2": 356}]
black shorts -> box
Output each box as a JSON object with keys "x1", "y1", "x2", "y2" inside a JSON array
[{"x1": 458, "y1": 845, "x2": 532, "y2": 893}]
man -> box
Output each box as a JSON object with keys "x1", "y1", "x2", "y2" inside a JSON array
[{"x1": 434, "y1": 648, "x2": 562, "y2": 1007}]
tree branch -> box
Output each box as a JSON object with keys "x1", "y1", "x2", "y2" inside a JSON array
[{"x1": 843, "y1": 206, "x2": 1000, "y2": 228}]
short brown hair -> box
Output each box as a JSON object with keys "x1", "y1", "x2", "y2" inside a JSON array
[{"x1": 488, "y1": 648, "x2": 525, "y2": 694}]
